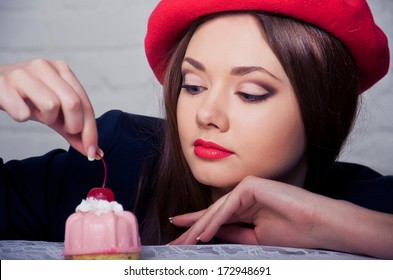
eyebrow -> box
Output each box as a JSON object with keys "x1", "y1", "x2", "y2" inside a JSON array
[
  {"x1": 231, "y1": 66, "x2": 280, "y2": 81},
  {"x1": 183, "y1": 57, "x2": 206, "y2": 71},
  {"x1": 182, "y1": 57, "x2": 280, "y2": 81}
]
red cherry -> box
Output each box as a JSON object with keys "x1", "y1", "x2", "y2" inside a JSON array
[{"x1": 87, "y1": 187, "x2": 115, "y2": 202}]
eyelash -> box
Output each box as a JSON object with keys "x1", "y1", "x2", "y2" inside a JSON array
[
  {"x1": 237, "y1": 91, "x2": 273, "y2": 103},
  {"x1": 181, "y1": 84, "x2": 206, "y2": 95},
  {"x1": 181, "y1": 84, "x2": 274, "y2": 103}
]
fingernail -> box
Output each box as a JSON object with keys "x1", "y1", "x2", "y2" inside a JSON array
[
  {"x1": 87, "y1": 145, "x2": 96, "y2": 161},
  {"x1": 168, "y1": 217, "x2": 173, "y2": 224},
  {"x1": 95, "y1": 147, "x2": 104, "y2": 160},
  {"x1": 196, "y1": 236, "x2": 201, "y2": 241}
]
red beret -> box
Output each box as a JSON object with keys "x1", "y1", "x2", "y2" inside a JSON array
[{"x1": 144, "y1": 0, "x2": 390, "y2": 92}]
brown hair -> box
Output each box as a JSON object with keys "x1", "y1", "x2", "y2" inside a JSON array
[
  {"x1": 254, "y1": 13, "x2": 360, "y2": 189},
  {"x1": 137, "y1": 12, "x2": 360, "y2": 245}
]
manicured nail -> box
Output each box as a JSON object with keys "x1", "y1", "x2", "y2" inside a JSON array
[
  {"x1": 168, "y1": 217, "x2": 173, "y2": 224},
  {"x1": 87, "y1": 145, "x2": 97, "y2": 161},
  {"x1": 95, "y1": 147, "x2": 104, "y2": 160}
]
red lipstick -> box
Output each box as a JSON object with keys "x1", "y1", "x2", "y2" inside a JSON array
[{"x1": 193, "y1": 139, "x2": 234, "y2": 160}]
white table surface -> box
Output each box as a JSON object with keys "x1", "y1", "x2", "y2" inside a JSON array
[{"x1": 0, "y1": 240, "x2": 374, "y2": 260}]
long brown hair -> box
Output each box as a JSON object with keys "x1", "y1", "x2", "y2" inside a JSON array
[{"x1": 137, "y1": 12, "x2": 360, "y2": 245}]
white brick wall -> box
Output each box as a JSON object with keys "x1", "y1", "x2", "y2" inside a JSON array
[
  {"x1": 1, "y1": 0, "x2": 393, "y2": 176},
  {"x1": 339, "y1": 1, "x2": 393, "y2": 175},
  {"x1": 0, "y1": 0, "x2": 162, "y2": 160}
]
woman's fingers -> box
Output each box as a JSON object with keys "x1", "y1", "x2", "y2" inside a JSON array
[
  {"x1": 170, "y1": 192, "x2": 249, "y2": 244},
  {"x1": 169, "y1": 177, "x2": 276, "y2": 245},
  {"x1": 170, "y1": 209, "x2": 206, "y2": 227},
  {"x1": 169, "y1": 209, "x2": 216, "y2": 245},
  {"x1": 0, "y1": 63, "x2": 60, "y2": 123},
  {"x1": 215, "y1": 224, "x2": 258, "y2": 244},
  {"x1": 48, "y1": 60, "x2": 86, "y2": 134},
  {"x1": 0, "y1": 85, "x2": 31, "y2": 122},
  {"x1": 47, "y1": 60, "x2": 98, "y2": 157},
  {"x1": 11, "y1": 66, "x2": 61, "y2": 124},
  {"x1": 169, "y1": 230, "x2": 192, "y2": 245},
  {"x1": 171, "y1": 200, "x2": 228, "y2": 244},
  {"x1": 0, "y1": 59, "x2": 98, "y2": 158},
  {"x1": 170, "y1": 222, "x2": 258, "y2": 245},
  {"x1": 197, "y1": 183, "x2": 259, "y2": 242}
]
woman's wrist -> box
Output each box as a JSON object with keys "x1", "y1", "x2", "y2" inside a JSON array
[{"x1": 314, "y1": 198, "x2": 393, "y2": 258}]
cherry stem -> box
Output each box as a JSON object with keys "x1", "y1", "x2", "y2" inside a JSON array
[{"x1": 98, "y1": 154, "x2": 107, "y2": 188}]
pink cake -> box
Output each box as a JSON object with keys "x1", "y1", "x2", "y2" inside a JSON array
[{"x1": 63, "y1": 195, "x2": 142, "y2": 260}]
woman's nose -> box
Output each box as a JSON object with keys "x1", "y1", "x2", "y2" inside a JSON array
[{"x1": 195, "y1": 88, "x2": 229, "y2": 132}]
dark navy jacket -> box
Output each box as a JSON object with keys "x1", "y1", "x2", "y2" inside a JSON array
[{"x1": 0, "y1": 110, "x2": 392, "y2": 242}]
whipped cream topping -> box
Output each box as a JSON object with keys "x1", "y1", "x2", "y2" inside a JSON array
[{"x1": 76, "y1": 197, "x2": 123, "y2": 214}]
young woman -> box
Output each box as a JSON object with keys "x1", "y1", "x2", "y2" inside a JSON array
[{"x1": 0, "y1": 0, "x2": 392, "y2": 259}]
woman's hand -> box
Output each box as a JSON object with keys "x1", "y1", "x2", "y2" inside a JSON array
[
  {"x1": 170, "y1": 176, "x2": 324, "y2": 247},
  {"x1": 170, "y1": 176, "x2": 393, "y2": 259},
  {"x1": 0, "y1": 59, "x2": 99, "y2": 159}
]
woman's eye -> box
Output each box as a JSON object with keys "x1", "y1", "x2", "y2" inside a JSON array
[
  {"x1": 181, "y1": 84, "x2": 206, "y2": 95},
  {"x1": 237, "y1": 92, "x2": 273, "y2": 103}
]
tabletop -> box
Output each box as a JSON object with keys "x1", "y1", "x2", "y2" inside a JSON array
[{"x1": 0, "y1": 240, "x2": 374, "y2": 260}]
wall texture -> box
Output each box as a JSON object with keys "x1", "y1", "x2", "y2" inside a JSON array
[{"x1": 0, "y1": 0, "x2": 392, "y2": 175}]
